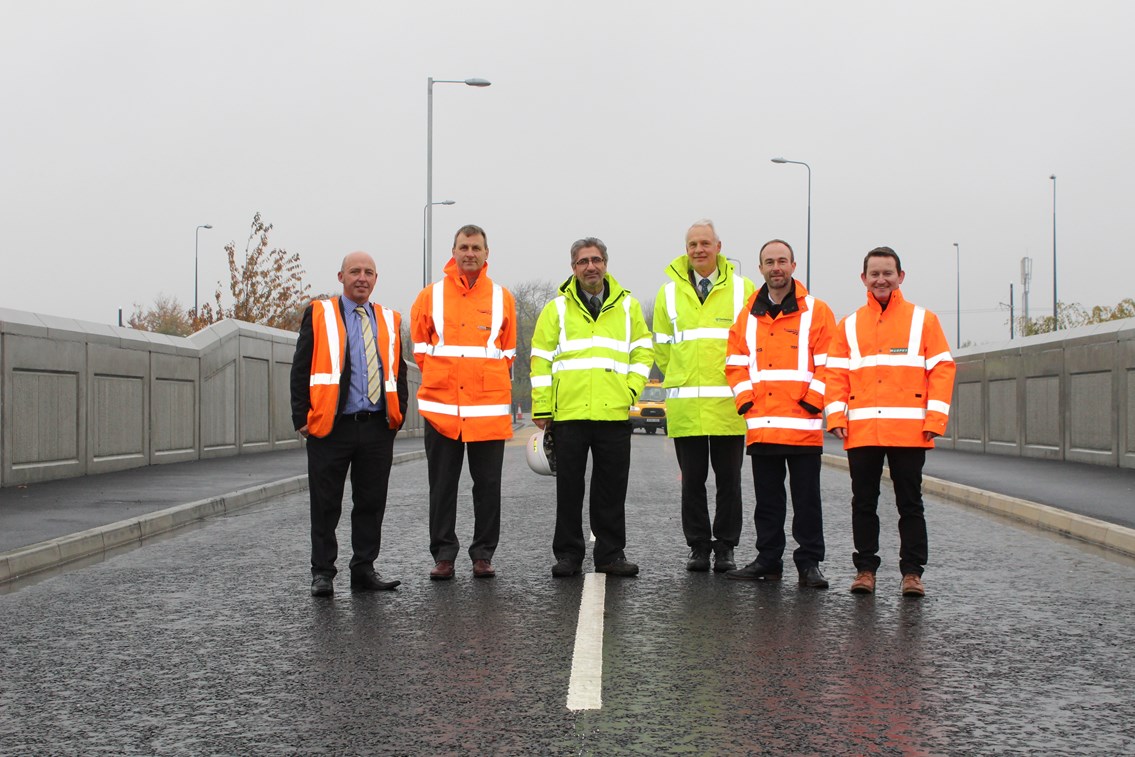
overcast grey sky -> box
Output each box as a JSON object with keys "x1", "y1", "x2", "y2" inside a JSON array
[{"x1": 2, "y1": 1, "x2": 1132, "y2": 345}]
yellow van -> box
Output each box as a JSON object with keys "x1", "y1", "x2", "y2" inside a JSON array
[{"x1": 629, "y1": 381, "x2": 667, "y2": 434}]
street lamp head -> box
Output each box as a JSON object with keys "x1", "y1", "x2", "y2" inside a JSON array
[
  {"x1": 771, "y1": 157, "x2": 787, "y2": 164},
  {"x1": 465, "y1": 78, "x2": 492, "y2": 87},
  {"x1": 1050, "y1": 174, "x2": 1056, "y2": 180},
  {"x1": 440, "y1": 200, "x2": 456, "y2": 206},
  {"x1": 203, "y1": 224, "x2": 213, "y2": 229}
]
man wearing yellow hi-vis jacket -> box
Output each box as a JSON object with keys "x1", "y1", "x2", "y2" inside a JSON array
[
  {"x1": 531, "y1": 237, "x2": 654, "y2": 578},
  {"x1": 653, "y1": 219, "x2": 756, "y2": 573}
]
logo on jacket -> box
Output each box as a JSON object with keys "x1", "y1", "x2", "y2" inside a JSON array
[{"x1": 890, "y1": 347, "x2": 908, "y2": 354}]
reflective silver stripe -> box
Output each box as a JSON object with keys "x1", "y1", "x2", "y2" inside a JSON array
[
  {"x1": 825, "y1": 401, "x2": 848, "y2": 415},
  {"x1": 813, "y1": 352, "x2": 828, "y2": 366},
  {"x1": 623, "y1": 297, "x2": 632, "y2": 355},
  {"x1": 725, "y1": 354, "x2": 750, "y2": 366},
  {"x1": 827, "y1": 357, "x2": 850, "y2": 369},
  {"x1": 847, "y1": 407, "x2": 927, "y2": 421},
  {"x1": 418, "y1": 399, "x2": 512, "y2": 418},
  {"x1": 845, "y1": 312, "x2": 861, "y2": 364},
  {"x1": 531, "y1": 348, "x2": 556, "y2": 361},
  {"x1": 531, "y1": 375, "x2": 552, "y2": 388},
  {"x1": 851, "y1": 355, "x2": 927, "y2": 369},
  {"x1": 908, "y1": 306, "x2": 925, "y2": 356},
  {"x1": 629, "y1": 337, "x2": 653, "y2": 351},
  {"x1": 927, "y1": 400, "x2": 951, "y2": 414},
  {"x1": 753, "y1": 369, "x2": 814, "y2": 383},
  {"x1": 664, "y1": 281, "x2": 678, "y2": 338},
  {"x1": 808, "y1": 379, "x2": 825, "y2": 395},
  {"x1": 675, "y1": 327, "x2": 730, "y2": 342},
  {"x1": 732, "y1": 273, "x2": 745, "y2": 316},
  {"x1": 432, "y1": 345, "x2": 504, "y2": 359},
  {"x1": 926, "y1": 350, "x2": 954, "y2": 370},
  {"x1": 654, "y1": 332, "x2": 675, "y2": 344},
  {"x1": 555, "y1": 296, "x2": 569, "y2": 349},
  {"x1": 745, "y1": 416, "x2": 824, "y2": 431},
  {"x1": 732, "y1": 380, "x2": 753, "y2": 395},
  {"x1": 489, "y1": 283, "x2": 504, "y2": 352},
  {"x1": 796, "y1": 296, "x2": 814, "y2": 374},
  {"x1": 431, "y1": 280, "x2": 446, "y2": 345},
  {"x1": 553, "y1": 357, "x2": 630, "y2": 374},
  {"x1": 412, "y1": 342, "x2": 431, "y2": 354},
  {"x1": 629, "y1": 364, "x2": 650, "y2": 378},
  {"x1": 310, "y1": 299, "x2": 342, "y2": 387},
  {"x1": 502, "y1": 349, "x2": 517, "y2": 359},
  {"x1": 379, "y1": 306, "x2": 397, "y2": 394},
  {"x1": 384, "y1": 379, "x2": 397, "y2": 392},
  {"x1": 666, "y1": 386, "x2": 733, "y2": 399}
]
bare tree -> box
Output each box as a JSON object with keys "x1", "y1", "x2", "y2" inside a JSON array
[
  {"x1": 194, "y1": 212, "x2": 310, "y2": 332},
  {"x1": 507, "y1": 279, "x2": 560, "y2": 413}
]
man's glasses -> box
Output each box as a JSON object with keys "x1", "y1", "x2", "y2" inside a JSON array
[{"x1": 572, "y1": 256, "x2": 606, "y2": 268}]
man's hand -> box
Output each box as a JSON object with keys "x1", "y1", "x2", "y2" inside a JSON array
[
  {"x1": 923, "y1": 430, "x2": 940, "y2": 442},
  {"x1": 298, "y1": 424, "x2": 309, "y2": 438},
  {"x1": 830, "y1": 427, "x2": 847, "y2": 440},
  {"x1": 533, "y1": 418, "x2": 549, "y2": 430}
]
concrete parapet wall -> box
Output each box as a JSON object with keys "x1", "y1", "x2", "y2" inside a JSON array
[
  {"x1": 0, "y1": 309, "x2": 423, "y2": 488},
  {"x1": 941, "y1": 318, "x2": 1135, "y2": 468}
]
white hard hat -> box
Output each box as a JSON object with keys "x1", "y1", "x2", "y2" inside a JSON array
[{"x1": 526, "y1": 428, "x2": 556, "y2": 476}]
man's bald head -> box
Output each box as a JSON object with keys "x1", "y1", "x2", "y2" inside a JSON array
[{"x1": 338, "y1": 251, "x2": 378, "y2": 305}]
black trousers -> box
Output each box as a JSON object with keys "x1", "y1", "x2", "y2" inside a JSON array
[
  {"x1": 673, "y1": 435, "x2": 744, "y2": 551},
  {"x1": 847, "y1": 446, "x2": 927, "y2": 576},
  {"x1": 552, "y1": 420, "x2": 632, "y2": 566},
  {"x1": 307, "y1": 415, "x2": 396, "y2": 578},
  {"x1": 750, "y1": 451, "x2": 824, "y2": 571},
  {"x1": 424, "y1": 421, "x2": 504, "y2": 562}
]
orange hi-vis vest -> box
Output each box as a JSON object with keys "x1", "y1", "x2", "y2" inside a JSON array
[
  {"x1": 725, "y1": 281, "x2": 836, "y2": 447},
  {"x1": 824, "y1": 288, "x2": 955, "y2": 449},
  {"x1": 410, "y1": 259, "x2": 517, "y2": 441},
  {"x1": 307, "y1": 297, "x2": 403, "y2": 438}
]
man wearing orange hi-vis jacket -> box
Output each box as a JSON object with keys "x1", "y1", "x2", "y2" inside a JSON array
[
  {"x1": 723, "y1": 239, "x2": 836, "y2": 589},
  {"x1": 411, "y1": 224, "x2": 517, "y2": 581},
  {"x1": 825, "y1": 247, "x2": 955, "y2": 598},
  {"x1": 291, "y1": 251, "x2": 409, "y2": 597}
]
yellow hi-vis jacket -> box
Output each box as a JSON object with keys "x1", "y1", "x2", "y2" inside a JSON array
[
  {"x1": 306, "y1": 297, "x2": 403, "y2": 437},
  {"x1": 410, "y1": 258, "x2": 517, "y2": 442},
  {"x1": 653, "y1": 254, "x2": 756, "y2": 437},
  {"x1": 825, "y1": 288, "x2": 955, "y2": 449},
  {"x1": 530, "y1": 274, "x2": 654, "y2": 421}
]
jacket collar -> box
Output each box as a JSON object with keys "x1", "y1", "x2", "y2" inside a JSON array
[{"x1": 751, "y1": 279, "x2": 802, "y2": 317}]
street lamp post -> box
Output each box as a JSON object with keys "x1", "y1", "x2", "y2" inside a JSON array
[
  {"x1": 423, "y1": 201, "x2": 456, "y2": 287},
  {"x1": 426, "y1": 76, "x2": 491, "y2": 287},
  {"x1": 194, "y1": 224, "x2": 213, "y2": 317},
  {"x1": 771, "y1": 157, "x2": 812, "y2": 290},
  {"x1": 953, "y1": 242, "x2": 960, "y2": 347},
  {"x1": 1050, "y1": 174, "x2": 1058, "y2": 330}
]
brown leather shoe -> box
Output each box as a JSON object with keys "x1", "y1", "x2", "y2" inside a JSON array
[
  {"x1": 472, "y1": 559, "x2": 496, "y2": 578},
  {"x1": 850, "y1": 570, "x2": 876, "y2": 594},
  {"x1": 901, "y1": 573, "x2": 925, "y2": 597},
  {"x1": 430, "y1": 560, "x2": 455, "y2": 580}
]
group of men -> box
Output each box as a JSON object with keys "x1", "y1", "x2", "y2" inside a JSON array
[{"x1": 290, "y1": 220, "x2": 955, "y2": 599}]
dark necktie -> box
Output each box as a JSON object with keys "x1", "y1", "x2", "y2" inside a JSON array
[
  {"x1": 589, "y1": 295, "x2": 602, "y2": 319},
  {"x1": 698, "y1": 278, "x2": 711, "y2": 303}
]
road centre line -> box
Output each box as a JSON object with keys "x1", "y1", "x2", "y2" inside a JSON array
[{"x1": 565, "y1": 572, "x2": 606, "y2": 711}]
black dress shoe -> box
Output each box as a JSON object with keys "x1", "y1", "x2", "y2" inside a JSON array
[
  {"x1": 311, "y1": 575, "x2": 334, "y2": 597},
  {"x1": 798, "y1": 565, "x2": 830, "y2": 589},
  {"x1": 725, "y1": 559, "x2": 783, "y2": 581},
  {"x1": 686, "y1": 548, "x2": 711, "y2": 572},
  {"x1": 551, "y1": 558, "x2": 582, "y2": 577},
  {"x1": 713, "y1": 546, "x2": 737, "y2": 573},
  {"x1": 595, "y1": 558, "x2": 639, "y2": 577},
  {"x1": 350, "y1": 570, "x2": 400, "y2": 591}
]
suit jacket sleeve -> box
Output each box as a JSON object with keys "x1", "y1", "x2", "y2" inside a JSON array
[{"x1": 291, "y1": 304, "x2": 315, "y2": 430}]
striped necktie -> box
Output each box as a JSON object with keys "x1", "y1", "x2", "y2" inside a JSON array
[
  {"x1": 697, "y1": 278, "x2": 711, "y2": 303},
  {"x1": 355, "y1": 306, "x2": 382, "y2": 404}
]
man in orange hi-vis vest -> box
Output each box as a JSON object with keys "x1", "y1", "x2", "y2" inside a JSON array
[
  {"x1": 825, "y1": 247, "x2": 955, "y2": 598},
  {"x1": 411, "y1": 224, "x2": 517, "y2": 581},
  {"x1": 291, "y1": 251, "x2": 409, "y2": 598}
]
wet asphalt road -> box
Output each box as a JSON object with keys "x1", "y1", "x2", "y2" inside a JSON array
[{"x1": 3, "y1": 432, "x2": 1134, "y2": 756}]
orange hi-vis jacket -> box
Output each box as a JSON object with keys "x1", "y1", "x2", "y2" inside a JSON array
[
  {"x1": 725, "y1": 280, "x2": 836, "y2": 447},
  {"x1": 824, "y1": 288, "x2": 955, "y2": 449},
  {"x1": 307, "y1": 297, "x2": 403, "y2": 438},
  {"x1": 410, "y1": 258, "x2": 517, "y2": 441}
]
